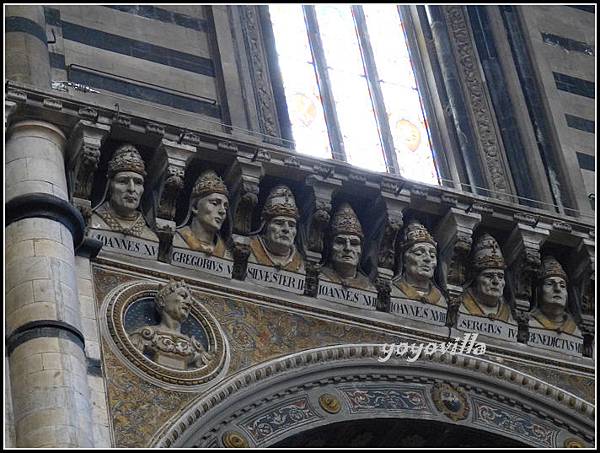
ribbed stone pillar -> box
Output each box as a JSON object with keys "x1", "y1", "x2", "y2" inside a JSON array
[
  {"x1": 5, "y1": 121, "x2": 94, "y2": 447},
  {"x1": 6, "y1": 6, "x2": 52, "y2": 88}
]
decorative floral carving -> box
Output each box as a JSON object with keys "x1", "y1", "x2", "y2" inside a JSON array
[
  {"x1": 319, "y1": 393, "x2": 342, "y2": 414},
  {"x1": 446, "y1": 293, "x2": 462, "y2": 328},
  {"x1": 313, "y1": 164, "x2": 334, "y2": 179},
  {"x1": 240, "y1": 6, "x2": 280, "y2": 137},
  {"x1": 283, "y1": 156, "x2": 299, "y2": 167},
  {"x1": 446, "y1": 231, "x2": 472, "y2": 286},
  {"x1": 243, "y1": 398, "x2": 320, "y2": 443},
  {"x1": 113, "y1": 114, "x2": 131, "y2": 128},
  {"x1": 445, "y1": 7, "x2": 512, "y2": 200},
  {"x1": 514, "y1": 212, "x2": 538, "y2": 226},
  {"x1": 348, "y1": 172, "x2": 367, "y2": 184},
  {"x1": 232, "y1": 242, "x2": 251, "y2": 281},
  {"x1": 233, "y1": 181, "x2": 260, "y2": 235},
  {"x1": 257, "y1": 149, "x2": 272, "y2": 162},
  {"x1": 375, "y1": 276, "x2": 391, "y2": 312},
  {"x1": 472, "y1": 397, "x2": 560, "y2": 448},
  {"x1": 378, "y1": 216, "x2": 402, "y2": 270},
  {"x1": 410, "y1": 186, "x2": 428, "y2": 198},
  {"x1": 157, "y1": 165, "x2": 185, "y2": 220},
  {"x1": 222, "y1": 431, "x2": 250, "y2": 448},
  {"x1": 156, "y1": 224, "x2": 175, "y2": 263},
  {"x1": 73, "y1": 144, "x2": 101, "y2": 199},
  {"x1": 441, "y1": 194, "x2": 458, "y2": 206},
  {"x1": 78, "y1": 107, "x2": 98, "y2": 121},
  {"x1": 431, "y1": 383, "x2": 470, "y2": 421},
  {"x1": 145, "y1": 122, "x2": 165, "y2": 136},
  {"x1": 180, "y1": 132, "x2": 200, "y2": 147},
  {"x1": 303, "y1": 260, "x2": 320, "y2": 297},
  {"x1": 306, "y1": 199, "x2": 331, "y2": 254},
  {"x1": 552, "y1": 220, "x2": 572, "y2": 233},
  {"x1": 341, "y1": 387, "x2": 430, "y2": 413},
  {"x1": 7, "y1": 88, "x2": 27, "y2": 102},
  {"x1": 43, "y1": 97, "x2": 62, "y2": 110},
  {"x1": 218, "y1": 140, "x2": 239, "y2": 153},
  {"x1": 381, "y1": 180, "x2": 401, "y2": 195},
  {"x1": 470, "y1": 202, "x2": 493, "y2": 215},
  {"x1": 564, "y1": 438, "x2": 587, "y2": 448}
]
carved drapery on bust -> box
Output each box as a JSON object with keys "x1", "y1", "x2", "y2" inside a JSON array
[
  {"x1": 90, "y1": 144, "x2": 158, "y2": 242},
  {"x1": 248, "y1": 185, "x2": 304, "y2": 272},
  {"x1": 173, "y1": 170, "x2": 231, "y2": 259},
  {"x1": 391, "y1": 220, "x2": 446, "y2": 307},
  {"x1": 529, "y1": 256, "x2": 581, "y2": 336},
  {"x1": 460, "y1": 233, "x2": 514, "y2": 323}
]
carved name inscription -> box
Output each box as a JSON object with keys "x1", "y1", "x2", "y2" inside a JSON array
[
  {"x1": 171, "y1": 247, "x2": 233, "y2": 279},
  {"x1": 246, "y1": 263, "x2": 306, "y2": 294},
  {"x1": 528, "y1": 328, "x2": 583, "y2": 356},
  {"x1": 317, "y1": 281, "x2": 377, "y2": 310},
  {"x1": 390, "y1": 298, "x2": 447, "y2": 326},
  {"x1": 457, "y1": 314, "x2": 518, "y2": 342},
  {"x1": 90, "y1": 229, "x2": 158, "y2": 259}
]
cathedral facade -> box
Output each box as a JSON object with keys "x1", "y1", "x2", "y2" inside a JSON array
[{"x1": 5, "y1": 5, "x2": 595, "y2": 448}]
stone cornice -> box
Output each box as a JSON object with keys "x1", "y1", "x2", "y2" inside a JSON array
[{"x1": 5, "y1": 82, "x2": 594, "y2": 229}]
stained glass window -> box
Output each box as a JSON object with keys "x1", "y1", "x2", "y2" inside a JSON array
[
  {"x1": 268, "y1": 5, "x2": 439, "y2": 184},
  {"x1": 269, "y1": 5, "x2": 331, "y2": 159}
]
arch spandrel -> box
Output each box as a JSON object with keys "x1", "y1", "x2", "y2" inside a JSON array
[
  {"x1": 92, "y1": 265, "x2": 593, "y2": 448},
  {"x1": 150, "y1": 344, "x2": 594, "y2": 448}
]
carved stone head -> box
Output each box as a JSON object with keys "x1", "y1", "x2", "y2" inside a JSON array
[
  {"x1": 190, "y1": 170, "x2": 230, "y2": 236},
  {"x1": 106, "y1": 144, "x2": 147, "y2": 218},
  {"x1": 155, "y1": 279, "x2": 192, "y2": 325},
  {"x1": 539, "y1": 256, "x2": 568, "y2": 310},
  {"x1": 471, "y1": 233, "x2": 506, "y2": 307},
  {"x1": 328, "y1": 203, "x2": 363, "y2": 277},
  {"x1": 400, "y1": 220, "x2": 437, "y2": 285},
  {"x1": 261, "y1": 185, "x2": 299, "y2": 256}
]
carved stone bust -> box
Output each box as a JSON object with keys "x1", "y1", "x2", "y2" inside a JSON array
[
  {"x1": 91, "y1": 144, "x2": 158, "y2": 241},
  {"x1": 529, "y1": 256, "x2": 581, "y2": 335},
  {"x1": 248, "y1": 185, "x2": 304, "y2": 272},
  {"x1": 320, "y1": 203, "x2": 374, "y2": 291},
  {"x1": 391, "y1": 220, "x2": 446, "y2": 306},
  {"x1": 461, "y1": 233, "x2": 514, "y2": 323},
  {"x1": 173, "y1": 170, "x2": 231, "y2": 258},
  {"x1": 129, "y1": 279, "x2": 213, "y2": 370}
]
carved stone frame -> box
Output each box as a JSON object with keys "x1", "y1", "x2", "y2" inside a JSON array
[{"x1": 100, "y1": 280, "x2": 229, "y2": 390}]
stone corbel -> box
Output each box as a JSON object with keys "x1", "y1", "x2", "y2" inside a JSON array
[
  {"x1": 503, "y1": 218, "x2": 550, "y2": 343},
  {"x1": 226, "y1": 156, "x2": 264, "y2": 280},
  {"x1": 435, "y1": 207, "x2": 481, "y2": 327},
  {"x1": 148, "y1": 139, "x2": 194, "y2": 263},
  {"x1": 375, "y1": 181, "x2": 411, "y2": 311},
  {"x1": 570, "y1": 234, "x2": 595, "y2": 358},
  {"x1": 66, "y1": 119, "x2": 110, "y2": 224},
  {"x1": 302, "y1": 174, "x2": 340, "y2": 297}
]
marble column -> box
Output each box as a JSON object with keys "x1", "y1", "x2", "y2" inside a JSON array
[
  {"x1": 6, "y1": 120, "x2": 94, "y2": 447},
  {"x1": 6, "y1": 6, "x2": 52, "y2": 88}
]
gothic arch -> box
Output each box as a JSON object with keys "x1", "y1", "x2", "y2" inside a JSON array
[{"x1": 150, "y1": 344, "x2": 594, "y2": 448}]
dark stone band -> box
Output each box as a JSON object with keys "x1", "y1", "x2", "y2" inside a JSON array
[
  {"x1": 7, "y1": 320, "x2": 86, "y2": 356},
  {"x1": 6, "y1": 16, "x2": 48, "y2": 46},
  {"x1": 87, "y1": 358, "x2": 103, "y2": 377},
  {"x1": 6, "y1": 193, "x2": 86, "y2": 249},
  {"x1": 76, "y1": 237, "x2": 104, "y2": 259}
]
